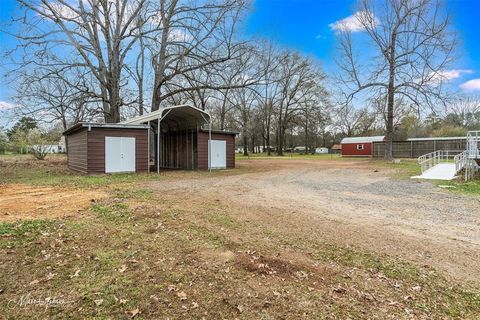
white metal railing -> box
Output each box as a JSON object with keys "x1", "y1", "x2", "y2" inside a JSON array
[
  {"x1": 464, "y1": 160, "x2": 479, "y2": 181},
  {"x1": 454, "y1": 150, "x2": 468, "y2": 173},
  {"x1": 418, "y1": 150, "x2": 461, "y2": 173},
  {"x1": 464, "y1": 131, "x2": 480, "y2": 181},
  {"x1": 417, "y1": 132, "x2": 479, "y2": 180},
  {"x1": 467, "y1": 130, "x2": 480, "y2": 159}
]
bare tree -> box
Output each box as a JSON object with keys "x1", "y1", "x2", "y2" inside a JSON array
[
  {"x1": 275, "y1": 52, "x2": 328, "y2": 155},
  {"x1": 447, "y1": 95, "x2": 480, "y2": 127},
  {"x1": 335, "y1": 104, "x2": 373, "y2": 136},
  {"x1": 148, "y1": 0, "x2": 248, "y2": 111},
  {"x1": 230, "y1": 86, "x2": 258, "y2": 156},
  {"x1": 335, "y1": 0, "x2": 455, "y2": 159},
  {"x1": 15, "y1": 0, "x2": 151, "y2": 122},
  {"x1": 13, "y1": 67, "x2": 98, "y2": 129},
  {"x1": 256, "y1": 42, "x2": 282, "y2": 155}
]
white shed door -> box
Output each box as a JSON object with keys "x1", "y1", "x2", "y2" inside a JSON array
[
  {"x1": 209, "y1": 140, "x2": 226, "y2": 169},
  {"x1": 105, "y1": 137, "x2": 136, "y2": 173}
]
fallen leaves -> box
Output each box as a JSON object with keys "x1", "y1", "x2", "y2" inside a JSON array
[
  {"x1": 176, "y1": 291, "x2": 187, "y2": 301},
  {"x1": 125, "y1": 308, "x2": 141, "y2": 318},
  {"x1": 29, "y1": 279, "x2": 40, "y2": 286},
  {"x1": 333, "y1": 286, "x2": 346, "y2": 294},
  {"x1": 236, "y1": 304, "x2": 244, "y2": 313},
  {"x1": 118, "y1": 265, "x2": 128, "y2": 273},
  {"x1": 28, "y1": 272, "x2": 56, "y2": 286},
  {"x1": 70, "y1": 269, "x2": 80, "y2": 278},
  {"x1": 45, "y1": 272, "x2": 56, "y2": 281},
  {"x1": 412, "y1": 285, "x2": 422, "y2": 292}
]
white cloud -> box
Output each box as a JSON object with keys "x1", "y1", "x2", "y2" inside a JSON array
[
  {"x1": 39, "y1": 1, "x2": 80, "y2": 20},
  {"x1": 168, "y1": 29, "x2": 192, "y2": 42},
  {"x1": 0, "y1": 101, "x2": 16, "y2": 110},
  {"x1": 460, "y1": 79, "x2": 480, "y2": 91},
  {"x1": 315, "y1": 34, "x2": 326, "y2": 40},
  {"x1": 430, "y1": 69, "x2": 473, "y2": 82},
  {"x1": 329, "y1": 11, "x2": 377, "y2": 33}
]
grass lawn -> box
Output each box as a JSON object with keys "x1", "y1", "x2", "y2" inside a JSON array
[{"x1": 1, "y1": 154, "x2": 479, "y2": 318}]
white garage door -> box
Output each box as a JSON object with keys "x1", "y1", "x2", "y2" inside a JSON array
[
  {"x1": 209, "y1": 140, "x2": 226, "y2": 169},
  {"x1": 105, "y1": 137, "x2": 136, "y2": 173}
]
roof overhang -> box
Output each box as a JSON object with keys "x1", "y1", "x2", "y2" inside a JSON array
[
  {"x1": 63, "y1": 122, "x2": 148, "y2": 136},
  {"x1": 199, "y1": 128, "x2": 239, "y2": 136},
  {"x1": 121, "y1": 104, "x2": 210, "y2": 131}
]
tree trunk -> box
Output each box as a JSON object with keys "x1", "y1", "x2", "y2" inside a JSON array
[
  {"x1": 243, "y1": 134, "x2": 248, "y2": 156},
  {"x1": 385, "y1": 34, "x2": 396, "y2": 160},
  {"x1": 138, "y1": 80, "x2": 144, "y2": 116},
  {"x1": 277, "y1": 126, "x2": 284, "y2": 156},
  {"x1": 266, "y1": 115, "x2": 271, "y2": 156},
  {"x1": 151, "y1": 18, "x2": 171, "y2": 112}
]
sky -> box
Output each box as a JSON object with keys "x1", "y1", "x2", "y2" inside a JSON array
[
  {"x1": 1, "y1": 0, "x2": 480, "y2": 127},
  {"x1": 242, "y1": 0, "x2": 480, "y2": 89}
]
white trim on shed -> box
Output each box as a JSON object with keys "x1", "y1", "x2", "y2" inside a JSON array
[{"x1": 341, "y1": 136, "x2": 385, "y2": 144}]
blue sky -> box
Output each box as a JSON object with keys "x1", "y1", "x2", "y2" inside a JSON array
[
  {"x1": 1, "y1": 0, "x2": 480, "y2": 127},
  {"x1": 243, "y1": 0, "x2": 480, "y2": 89}
]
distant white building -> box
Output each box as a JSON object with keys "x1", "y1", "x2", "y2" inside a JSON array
[
  {"x1": 30, "y1": 142, "x2": 65, "y2": 154},
  {"x1": 315, "y1": 147, "x2": 329, "y2": 154}
]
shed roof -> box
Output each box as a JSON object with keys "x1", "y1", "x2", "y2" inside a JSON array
[
  {"x1": 341, "y1": 136, "x2": 385, "y2": 144},
  {"x1": 63, "y1": 122, "x2": 148, "y2": 136},
  {"x1": 121, "y1": 104, "x2": 210, "y2": 130},
  {"x1": 406, "y1": 136, "x2": 467, "y2": 141},
  {"x1": 331, "y1": 144, "x2": 342, "y2": 150}
]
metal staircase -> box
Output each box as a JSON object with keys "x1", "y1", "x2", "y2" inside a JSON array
[
  {"x1": 461, "y1": 130, "x2": 480, "y2": 181},
  {"x1": 415, "y1": 131, "x2": 480, "y2": 181}
]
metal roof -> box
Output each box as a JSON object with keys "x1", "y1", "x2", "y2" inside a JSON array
[
  {"x1": 407, "y1": 136, "x2": 467, "y2": 141},
  {"x1": 341, "y1": 136, "x2": 385, "y2": 144},
  {"x1": 63, "y1": 122, "x2": 148, "y2": 135},
  {"x1": 121, "y1": 104, "x2": 210, "y2": 130}
]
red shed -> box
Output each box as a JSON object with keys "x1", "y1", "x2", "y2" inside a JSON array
[{"x1": 341, "y1": 136, "x2": 385, "y2": 157}]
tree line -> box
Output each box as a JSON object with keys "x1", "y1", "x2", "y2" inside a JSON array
[{"x1": 2, "y1": 0, "x2": 478, "y2": 158}]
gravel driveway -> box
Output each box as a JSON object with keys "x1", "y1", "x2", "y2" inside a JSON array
[{"x1": 150, "y1": 159, "x2": 480, "y2": 284}]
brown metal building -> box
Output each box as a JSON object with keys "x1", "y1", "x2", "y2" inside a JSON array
[
  {"x1": 63, "y1": 123, "x2": 149, "y2": 174},
  {"x1": 63, "y1": 105, "x2": 237, "y2": 174}
]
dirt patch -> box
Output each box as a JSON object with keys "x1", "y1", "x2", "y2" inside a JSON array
[
  {"x1": 0, "y1": 184, "x2": 105, "y2": 222},
  {"x1": 236, "y1": 252, "x2": 303, "y2": 277}
]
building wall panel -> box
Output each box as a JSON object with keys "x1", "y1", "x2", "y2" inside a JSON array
[
  {"x1": 66, "y1": 128, "x2": 88, "y2": 173},
  {"x1": 87, "y1": 128, "x2": 148, "y2": 173},
  {"x1": 341, "y1": 143, "x2": 372, "y2": 156},
  {"x1": 197, "y1": 131, "x2": 236, "y2": 169}
]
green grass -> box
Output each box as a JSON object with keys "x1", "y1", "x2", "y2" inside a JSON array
[
  {"x1": 434, "y1": 179, "x2": 480, "y2": 194},
  {"x1": 371, "y1": 158, "x2": 421, "y2": 178},
  {"x1": 0, "y1": 219, "x2": 52, "y2": 236},
  {"x1": 235, "y1": 152, "x2": 344, "y2": 160},
  {"x1": 2, "y1": 167, "x2": 166, "y2": 187},
  {"x1": 113, "y1": 187, "x2": 154, "y2": 200},
  {"x1": 314, "y1": 242, "x2": 421, "y2": 281},
  {"x1": 91, "y1": 203, "x2": 132, "y2": 221}
]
